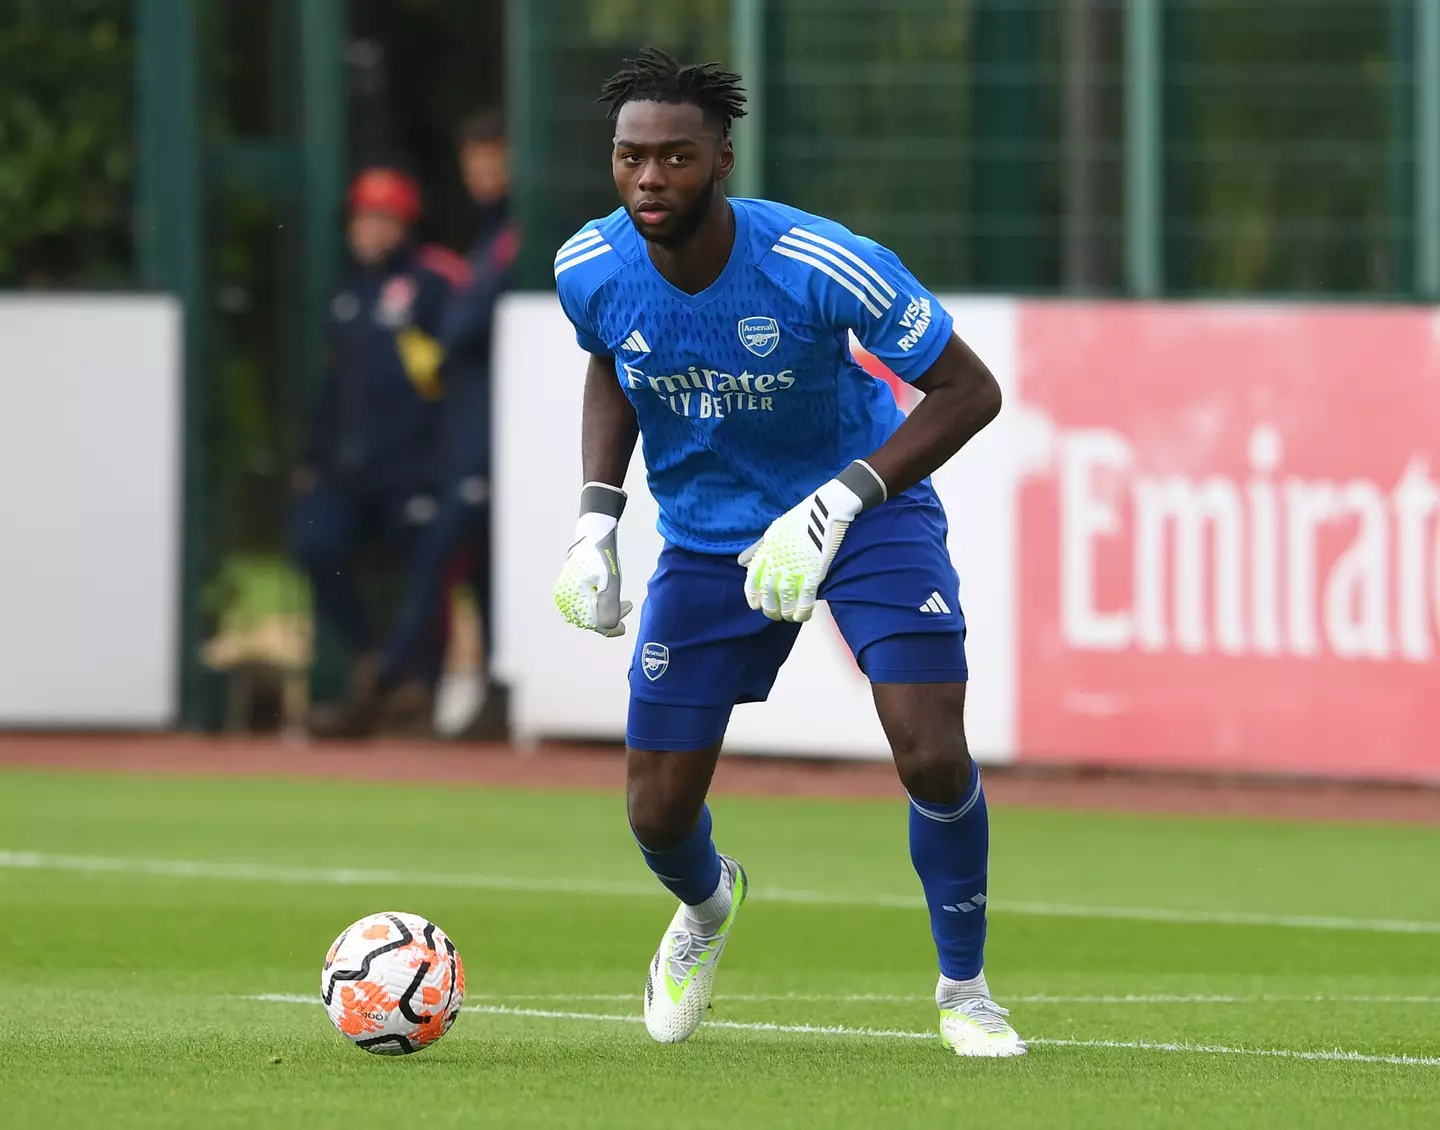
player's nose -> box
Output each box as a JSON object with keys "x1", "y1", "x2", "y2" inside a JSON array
[{"x1": 636, "y1": 159, "x2": 667, "y2": 192}]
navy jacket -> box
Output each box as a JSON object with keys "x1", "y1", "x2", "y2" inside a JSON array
[
  {"x1": 303, "y1": 242, "x2": 460, "y2": 494},
  {"x1": 437, "y1": 200, "x2": 520, "y2": 481}
]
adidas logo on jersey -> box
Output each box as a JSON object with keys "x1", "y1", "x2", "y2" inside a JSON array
[
  {"x1": 622, "y1": 330, "x2": 651, "y2": 354},
  {"x1": 919, "y1": 591, "x2": 952, "y2": 615}
]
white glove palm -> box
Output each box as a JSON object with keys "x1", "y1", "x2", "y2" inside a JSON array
[
  {"x1": 553, "y1": 484, "x2": 632, "y2": 637},
  {"x1": 738, "y1": 461, "x2": 888, "y2": 623}
]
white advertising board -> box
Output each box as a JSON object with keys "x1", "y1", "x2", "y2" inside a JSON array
[{"x1": 0, "y1": 296, "x2": 182, "y2": 727}]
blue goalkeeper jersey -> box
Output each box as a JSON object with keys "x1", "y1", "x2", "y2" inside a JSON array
[{"x1": 553, "y1": 197, "x2": 954, "y2": 554}]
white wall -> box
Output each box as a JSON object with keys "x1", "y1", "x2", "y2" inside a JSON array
[
  {"x1": 492, "y1": 293, "x2": 1020, "y2": 761},
  {"x1": 0, "y1": 297, "x2": 182, "y2": 727}
]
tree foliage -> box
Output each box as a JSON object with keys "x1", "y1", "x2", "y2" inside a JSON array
[
  {"x1": 527, "y1": 0, "x2": 1412, "y2": 297},
  {"x1": 1166, "y1": 0, "x2": 1405, "y2": 295},
  {"x1": 0, "y1": 0, "x2": 1416, "y2": 298},
  {"x1": 0, "y1": 0, "x2": 133, "y2": 286}
]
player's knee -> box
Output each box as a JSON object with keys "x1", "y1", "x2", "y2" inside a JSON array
[
  {"x1": 893, "y1": 741, "x2": 973, "y2": 807},
  {"x1": 626, "y1": 781, "x2": 699, "y2": 851},
  {"x1": 626, "y1": 801, "x2": 695, "y2": 851}
]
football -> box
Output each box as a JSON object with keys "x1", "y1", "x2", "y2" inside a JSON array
[{"x1": 321, "y1": 911, "x2": 466, "y2": 1055}]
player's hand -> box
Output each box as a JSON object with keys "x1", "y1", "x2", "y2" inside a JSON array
[
  {"x1": 552, "y1": 483, "x2": 632, "y2": 637},
  {"x1": 737, "y1": 461, "x2": 888, "y2": 623}
]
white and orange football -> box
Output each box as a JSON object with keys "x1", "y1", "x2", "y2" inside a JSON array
[{"x1": 321, "y1": 911, "x2": 465, "y2": 1055}]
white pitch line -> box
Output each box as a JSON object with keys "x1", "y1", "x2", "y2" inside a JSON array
[
  {"x1": 461, "y1": 992, "x2": 1440, "y2": 1006},
  {"x1": 243, "y1": 994, "x2": 1440, "y2": 1068},
  {"x1": 999, "y1": 900, "x2": 1440, "y2": 936},
  {"x1": 5, "y1": 850, "x2": 1440, "y2": 936},
  {"x1": 1027, "y1": 1037, "x2": 1440, "y2": 1068},
  {"x1": 247, "y1": 994, "x2": 932, "y2": 1041},
  {"x1": 1018, "y1": 993, "x2": 1440, "y2": 1005}
]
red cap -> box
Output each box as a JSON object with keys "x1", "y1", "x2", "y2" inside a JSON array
[{"x1": 348, "y1": 167, "x2": 421, "y2": 225}]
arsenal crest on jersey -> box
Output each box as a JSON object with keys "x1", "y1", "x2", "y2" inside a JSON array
[
  {"x1": 737, "y1": 315, "x2": 780, "y2": 358},
  {"x1": 375, "y1": 274, "x2": 417, "y2": 328}
]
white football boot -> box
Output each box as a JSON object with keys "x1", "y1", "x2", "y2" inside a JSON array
[
  {"x1": 643, "y1": 856, "x2": 747, "y2": 1043},
  {"x1": 939, "y1": 995, "x2": 1028, "y2": 1057}
]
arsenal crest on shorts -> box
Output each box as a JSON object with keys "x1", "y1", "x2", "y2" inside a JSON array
[
  {"x1": 641, "y1": 642, "x2": 669, "y2": 681},
  {"x1": 737, "y1": 315, "x2": 780, "y2": 358}
]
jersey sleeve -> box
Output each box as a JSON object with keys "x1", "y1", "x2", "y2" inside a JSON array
[
  {"x1": 553, "y1": 226, "x2": 612, "y2": 356},
  {"x1": 779, "y1": 220, "x2": 952, "y2": 382}
]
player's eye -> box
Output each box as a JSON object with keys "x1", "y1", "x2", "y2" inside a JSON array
[{"x1": 665, "y1": 155, "x2": 688, "y2": 166}]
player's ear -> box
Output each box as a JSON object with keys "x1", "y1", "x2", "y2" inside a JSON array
[{"x1": 716, "y1": 131, "x2": 735, "y2": 182}]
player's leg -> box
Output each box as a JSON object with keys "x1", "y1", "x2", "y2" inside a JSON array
[
  {"x1": 823, "y1": 485, "x2": 1025, "y2": 1057},
  {"x1": 871, "y1": 677, "x2": 985, "y2": 983},
  {"x1": 625, "y1": 733, "x2": 725, "y2": 909},
  {"x1": 869, "y1": 677, "x2": 1021, "y2": 1055},
  {"x1": 626, "y1": 730, "x2": 750, "y2": 1045},
  {"x1": 624, "y1": 545, "x2": 797, "y2": 1042}
]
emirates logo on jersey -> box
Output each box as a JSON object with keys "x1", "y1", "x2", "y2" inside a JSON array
[
  {"x1": 738, "y1": 316, "x2": 781, "y2": 358},
  {"x1": 622, "y1": 362, "x2": 796, "y2": 420}
]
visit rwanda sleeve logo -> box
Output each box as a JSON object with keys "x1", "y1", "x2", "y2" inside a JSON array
[
  {"x1": 896, "y1": 296, "x2": 932, "y2": 352},
  {"x1": 738, "y1": 316, "x2": 781, "y2": 358}
]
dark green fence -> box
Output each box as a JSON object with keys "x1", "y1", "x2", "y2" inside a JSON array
[
  {"x1": 4, "y1": 0, "x2": 1439, "y2": 729},
  {"x1": 511, "y1": 0, "x2": 1439, "y2": 301}
]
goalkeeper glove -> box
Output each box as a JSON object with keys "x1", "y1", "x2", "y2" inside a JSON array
[
  {"x1": 737, "y1": 460, "x2": 888, "y2": 623},
  {"x1": 553, "y1": 482, "x2": 633, "y2": 637}
]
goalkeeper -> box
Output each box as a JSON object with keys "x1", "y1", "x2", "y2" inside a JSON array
[{"x1": 550, "y1": 48, "x2": 1020, "y2": 1058}]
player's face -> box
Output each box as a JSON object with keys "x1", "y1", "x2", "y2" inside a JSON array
[{"x1": 613, "y1": 101, "x2": 733, "y2": 248}]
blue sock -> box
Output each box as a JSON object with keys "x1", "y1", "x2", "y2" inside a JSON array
[
  {"x1": 908, "y1": 759, "x2": 988, "y2": 981},
  {"x1": 633, "y1": 803, "x2": 723, "y2": 905}
]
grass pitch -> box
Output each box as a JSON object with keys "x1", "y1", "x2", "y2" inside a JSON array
[{"x1": 1, "y1": 766, "x2": 1438, "y2": 1128}]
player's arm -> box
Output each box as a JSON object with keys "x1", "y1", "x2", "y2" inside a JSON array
[
  {"x1": 581, "y1": 350, "x2": 639, "y2": 488},
  {"x1": 860, "y1": 332, "x2": 1001, "y2": 496},
  {"x1": 741, "y1": 224, "x2": 1000, "y2": 622},
  {"x1": 552, "y1": 351, "x2": 638, "y2": 637},
  {"x1": 740, "y1": 331, "x2": 1001, "y2": 624}
]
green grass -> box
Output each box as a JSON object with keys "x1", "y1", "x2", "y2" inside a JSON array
[{"x1": 2, "y1": 768, "x2": 1439, "y2": 1128}]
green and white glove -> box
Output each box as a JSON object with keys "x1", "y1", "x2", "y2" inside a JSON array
[
  {"x1": 737, "y1": 460, "x2": 888, "y2": 623},
  {"x1": 553, "y1": 482, "x2": 633, "y2": 637}
]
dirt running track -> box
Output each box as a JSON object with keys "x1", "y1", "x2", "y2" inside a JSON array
[{"x1": 3, "y1": 732, "x2": 1440, "y2": 827}]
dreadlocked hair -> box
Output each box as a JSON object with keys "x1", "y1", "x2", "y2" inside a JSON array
[{"x1": 597, "y1": 46, "x2": 748, "y2": 135}]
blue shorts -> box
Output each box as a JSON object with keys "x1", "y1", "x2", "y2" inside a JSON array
[{"x1": 626, "y1": 484, "x2": 967, "y2": 751}]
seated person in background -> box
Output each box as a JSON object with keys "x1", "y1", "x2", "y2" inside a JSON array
[{"x1": 289, "y1": 166, "x2": 466, "y2": 739}]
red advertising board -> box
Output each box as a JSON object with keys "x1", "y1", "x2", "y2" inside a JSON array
[{"x1": 1016, "y1": 302, "x2": 1440, "y2": 781}]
